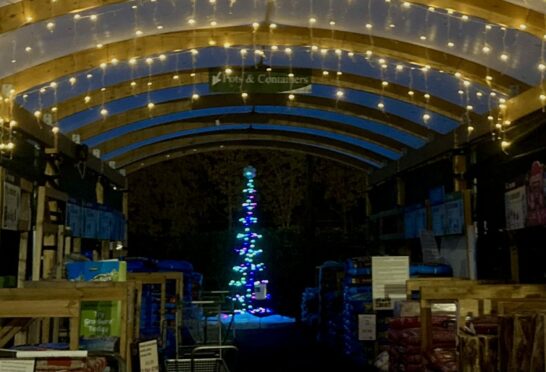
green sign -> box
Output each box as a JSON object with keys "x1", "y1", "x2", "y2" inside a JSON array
[{"x1": 209, "y1": 68, "x2": 312, "y2": 93}]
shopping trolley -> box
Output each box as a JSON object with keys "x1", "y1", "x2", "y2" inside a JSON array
[{"x1": 165, "y1": 345, "x2": 238, "y2": 372}]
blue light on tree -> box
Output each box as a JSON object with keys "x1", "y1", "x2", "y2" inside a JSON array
[{"x1": 228, "y1": 166, "x2": 273, "y2": 316}]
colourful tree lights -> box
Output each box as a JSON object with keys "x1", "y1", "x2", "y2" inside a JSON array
[{"x1": 228, "y1": 165, "x2": 272, "y2": 316}]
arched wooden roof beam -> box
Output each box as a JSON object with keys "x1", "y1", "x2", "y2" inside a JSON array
[
  {"x1": 95, "y1": 112, "x2": 407, "y2": 156},
  {"x1": 123, "y1": 141, "x2": 373, "y2": 175},
  {"x1": 55, "y1": 68, "x2": 482, "y2": 124},
  {"x1": 112, "y1": 130, "x2": 383, "y2": 170},
  {"x1": 405, "y1": 0, "x2": 546, "y2": 39},
  {"x1": 2, "y1": 26, "x2": 526, "y2": 95},
  {"x1": 73, "y1": 93, "x2": 433, "y2": 144},
  {"x1": 2, "y1": 0, "x2": 544, "y2": 40}
]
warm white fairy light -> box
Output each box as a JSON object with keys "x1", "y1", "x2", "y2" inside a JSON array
[
  {"x1": 111, "y1": 58, "x2": 119, "y2": 65},
  {"x1": 25, "y1": 46, "x2": 32, "y2": 52},
  {"x1": 423, "y1": 113, "x2": 431, "y2": 121},
  {"x1": 366, "y1": 50, "x2": 373, "y2": 57},
  {"x1": 329, "y1": 21, "x2": 336, "y2": 26},
  {"x1": 466, "y1": 105, "x2": 474, "y2": 111},
  {"x1": 225, "y1": 68, "x2": 233, "y2": 75},
  {"x1": 90, "y1": 14, "x2": 98, "y2": 21},
  {"x1": 288, "y1": 94, "x2": 295, "y2": 100},
  {"x1": 322, "y1": 71, "x2": 329, "y2": 76},
  {"x1": 129, "y1": 57, "x2": 137, "y2": 65},
  {"x1": 271, "y1": 46, "x2": 278, "y2": 51},
  {"x1": 482, "y1": 45, "x2": 491, "y2": 54},
  {"x1": 366, "y1": 23, "x2": 373, "y2": 29},
  {"x1": 52, "y1": 126, "x2": 60, "y2": 134},
  {"x1": 348, "y1": 52, "x2": 354, "y2": 57},
  {"x1": 284, "y1": 48, "x2": 292, "y2": 55},
  {"x1": 463, "y1": 81, "x2": 471, "y2": 87},
  {"x1": 84, "y1": 96, "x2": 91, "y2": 103},
  {"x1": 241, "y1": 92, "x2": 249, "y2": 99},
  {"x1": 461, "y1": 15, "x2": 469, "y2": 21},
  {"x1": 311, "y1": 45, "x2": 319, "y2": 51},
  {"x1": 467, "y1": 125, "x2": 475, "y2": 133},
  {"x1": 100, "y1": 62, "x2": 107, "y2": 69},
  {"x1": 402, "y1": 2, "x2": 411, "y2": 8},
  {"x1": 270, "y1": 23, "x2": 277, "y2": 29},
  {"x1": 192, "y1": 93, "x2": 199, "y2": 100},
  {"x1": 320, "y1": 49, "x2": 328, "y2": 55},
  {"x1": 455, "y1": 72, "x2": 462, "y2": 78},
  {"x1": 157, "y1": 25, "x2": 163, "y2": 30},
  {"x1": 145, "y1": 58, "x2": 153, "y2": 65},
  {"x1": 188, "y1": 19, "x2": 196, "y2": 25},
  {"x1": 519, "y1": 24, "x2": 527, "y2": 30},
  {"x1": 408, "y1": 90, "x2": 414, "y2": 96},
  {"x1": 210, "y1": 21, "x2": 217, "y2": 26},
  {"x1": 540, "y1": 94, "x2": 546, "y2": 102},
  {"x1": 424, "y1": 94, "x2": 431, "y2": 100},
  {"x1": 382, "y1": 81, "x2": 389, "y2": 87},
  {"x1": 147, "y1": 82, "x2": 153, "y2": 87},
  {"x1": 96, "y1": 43, "x2": 103, "y2": 49},
  {"x1": 309, "y1": 18, "x2": 316, "y2": 24},
  {"x1": 447, "y1": 42, "x2": 455, "y2": 48},
  {"x1": 539, "y1": 63, "x2": 546, "y2": 72},
  {"x1": 46, "y1": 22, "x2": 55, "y2": 30},
  {"x1": 420, "y1": 35, "x2": 427, "y2": 40},
  {"x1": 39, "y1": 87, "x2": 46, "y2": 93},
  {"x1": 486, "y1": 76, "x2": 493, "y2": 81},
  {"x1": 477, "y1": 92, "x2": 483, "y2": 97},
  {"x1": 33, "y1": 110, "x2": 41, "y2": 118},
  {"x1": 336, "y1": 90, "x2": 344, "y2": 98},
  {"x1": 500, "y1": 54, "x2": 509, "y2": 61},
  {"x1": 135, "y1": 30, "x2": 143, "y2": 36},
  {"x1": 378, "y1": 102, "x2": 385, "y2": 109},
  {"x1": 488, "y1": 115, "x2": 495, "y2": 121},
  {"x1": 191, "y1": 49, "x2": 199, "y2": 55},
  {"x1": 50, "y1": 82, "x2": 58, "y2": 88},
  {"x1": 147, "y1": 102, "x2": 155, "y2": 109}
]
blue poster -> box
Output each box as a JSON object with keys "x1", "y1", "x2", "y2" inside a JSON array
[
  {"x1": 66, "y1": 203, "x2": 83, "y2": 237},
  {"x1": 445, "y1": 198, "x2": 464, "y2": 235},
  {"x1": 83, "y1": 207, "x2": 99, "y2": 239},
  {"x1": 431, "y1": 204, "x2": 446, "y2": 236}
]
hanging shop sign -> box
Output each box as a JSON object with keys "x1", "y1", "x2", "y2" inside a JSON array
[
  {"x1": 209, "y1": 68, "x2": 312, "y2": 93},
  {"x1": 2, "y1": 182, "x2": 20, "y2": 231}
]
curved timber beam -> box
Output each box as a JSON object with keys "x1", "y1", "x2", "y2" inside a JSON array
[
  {"x1": 74, "y1": 93, "x2": 434, "y2": 142},
  {"x1": 55, "y1": 68, "x2": 482, "y2": 123},
  {"x1": 3, "y1": 26, "x2": 525, "y2": 95},
  {"x1": 406, "y1": 0, "x2": 546, "y2": 40},
  {"x1": 112, "y1": 130, "x2": 386, "y2": 170},
  {"x1": 95, "y1": 112, "x2": 408, "y2": 155},
  {"x1": 2, "y1": 0, "x2": 544, "y2": 41},
  {"x1": 124, "y1": 141, "x2": 373, "y2": 175},
  {"x1": 0, "y1": 0, "x2": 124, "y2": 34}
]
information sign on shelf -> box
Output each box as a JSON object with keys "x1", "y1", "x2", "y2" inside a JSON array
[
  {"x1": 358, "y1": 314, "x2": 376, "y2": 341},
  {"x1": 138, "y1": 340, "x2": 159, "y2": 372},
  {"x1": 372, "y1": 256, "x2": 409, "y2": 310}
]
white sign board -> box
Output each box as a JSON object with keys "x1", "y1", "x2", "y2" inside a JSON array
[
  {"x1": 372, "y1": 256, "x2": 409, "y2": 310},
  {"x1": 0, "y1": 359, "x2": 35, "y2": 372},
  {"x1": 505, "y1": 186, "x2": 526, "y2": 230},
  {"x1": 358, "y1": 314, "x2": 376, "y2": 341},
  {"x1": 138, "y1": 340, "x2": 159, "y2": 372},
  {"x1": 2, "y1": 183, "x2": 20, "y2": 231}
]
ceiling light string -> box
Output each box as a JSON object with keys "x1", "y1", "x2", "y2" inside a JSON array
[
  {"x1": 191, "y1": 48, "x2": 199, "y2": 101},
  {"x1": 251, "y1": 23, "x2": 260, "y2": 66},
  {"x1": 146, "y1": 56, "x2": 154, "y2": 112},
  {"x1": 209, "y1": 0, "x2": 218, "y2": 29}
]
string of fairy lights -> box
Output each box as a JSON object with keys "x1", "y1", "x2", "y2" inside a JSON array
[{"x1": 0, "y1": 0, "x2": 545, "y2": 157}]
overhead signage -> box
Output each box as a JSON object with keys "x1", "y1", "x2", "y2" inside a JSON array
[{"x1": 209, "y1": 68, "x2": 312, "y2": 93}]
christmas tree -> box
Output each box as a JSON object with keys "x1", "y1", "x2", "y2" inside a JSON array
[{"x1": 228, "y1": 166, "x2": 273, "y2": 316}]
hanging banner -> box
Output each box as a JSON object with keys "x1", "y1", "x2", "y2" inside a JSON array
[
  {"x1": 209, "y1": 68, "x2": 312, "y2": 93},
  {"x1": 526, "y1": 161, "x2": 546, "y2": 226},
  {"x1": 505, "y1": 186, "x2": 526, "y2": 230},
  {"x1": 2, "y1": 182, "x2": 20, "y2": 231}
]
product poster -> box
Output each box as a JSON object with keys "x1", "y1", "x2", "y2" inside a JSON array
[
  {"x1": 526, "y1": 161, "x2": 546, "y2": 226},
  {"x1": 445, "y1": 198, "x2": 464, "y2": 235},
  {"x1": 505, "y1": 186, "x2": 526, "y2": 230},
  {"x1": 2, "y1": 182, "x2": 20, "y2": 231},
  {"x1": 67, "y1": 203, "x2": 83, "y2": 237},
  {"x1": 431, "y1": 204, "x2": 446, "y2": 236},
  {"x1": 358, "y1": 314, "x2": 376, "y2": 341}
]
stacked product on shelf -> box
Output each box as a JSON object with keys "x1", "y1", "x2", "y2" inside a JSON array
[
  {"x1": 126, "y1": 258, "x2": 190, "y2": 358},
  {"x1": 387, "y1": 302, "x2": 457, "y2": 372},
  {"x1": 342, "y1": 257, "x2": 374, "y2": 367},
  {"x1": 317, "y1": 261, "x2": 345, "y2": 349},
  {"x1": 300, "y1": 287, "x2": 319, "y2": 330}
]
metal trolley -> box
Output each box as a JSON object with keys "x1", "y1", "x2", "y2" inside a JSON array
[{"x1": 165, "y1": 345, "x2": 238, "y2": 372}]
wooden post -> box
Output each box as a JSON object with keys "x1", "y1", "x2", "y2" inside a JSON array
[
  {"x1": 101, "y1": 241, "x2": 110, "y2": 260},
  {"x1": 33, "y1": 186, "x2": 46, "y2": 280},
  {"x1": 17, "y1": 232, "x2": 29, "y2": 288},
  {"x1": 73, "y1": 237, "x2": 81, "y2": 254}
]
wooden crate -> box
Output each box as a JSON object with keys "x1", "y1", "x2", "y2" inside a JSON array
[{"x1": 459, "y1": 333, "x2": 498, "y2": 372}]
